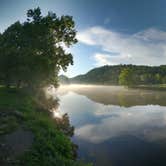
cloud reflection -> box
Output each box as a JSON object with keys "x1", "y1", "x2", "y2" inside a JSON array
[
  {"x1": 75, "y1": 104, "x2": 166, "y2": 143},
  {"x1": 58, "y1": 88, "x2": 166, "y2": 144}
]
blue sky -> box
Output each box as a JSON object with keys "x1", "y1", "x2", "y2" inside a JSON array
[{"x1": 1, "y1": 0, "x2": 166, "y2": 77}]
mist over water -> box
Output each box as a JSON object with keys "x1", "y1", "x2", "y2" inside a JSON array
[
  {"x1": 58, "y1": 84, "x2": 166, "y2": 106},
  {"x1": 57, "y1": 85, "x2": 166, "y2": 166}
]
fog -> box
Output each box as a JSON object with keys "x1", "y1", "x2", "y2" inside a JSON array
[{"x1": 57, "y1": 84, "x2": 166, "y2": 106}]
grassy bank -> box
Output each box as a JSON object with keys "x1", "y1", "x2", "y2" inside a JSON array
[{"x1": 0, "y1": 87, "x2": 91, "y2": 166}]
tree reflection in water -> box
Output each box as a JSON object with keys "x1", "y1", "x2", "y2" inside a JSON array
[{"x1": 36, "y1": 85, "x2": 78, "y2": 159}]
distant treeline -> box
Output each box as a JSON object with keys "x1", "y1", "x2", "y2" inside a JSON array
[{"x1": 60, "y1": 65, "x2": 166, "y2": 85}]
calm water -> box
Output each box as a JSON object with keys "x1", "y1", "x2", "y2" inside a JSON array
[{"x1": 57, "y1": 85, "x2": 166, "y2": 166}]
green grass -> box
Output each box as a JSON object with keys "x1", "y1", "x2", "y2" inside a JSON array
[{"x1": 0, "y1": 87, "x2": 91, "y2": 166}]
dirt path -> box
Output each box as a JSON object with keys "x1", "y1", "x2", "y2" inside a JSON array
[{"x1": 0, "y1": 108, "x2": 34, "y2": 166}]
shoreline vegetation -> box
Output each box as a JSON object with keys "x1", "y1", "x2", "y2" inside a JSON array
[
  {"x1": 0, "y1": 86, "x2": 91, "y2": 166},
  {"x1": 0, "y1": 7, "x2": 92, "y2": 166},
  {"x1": 59, "y1": 65, "x2": 166, "y2": 87}
]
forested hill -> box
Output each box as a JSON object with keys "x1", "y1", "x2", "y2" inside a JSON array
[{"x1": 69, "y1": 65, "x2": 166, "y2": 85}]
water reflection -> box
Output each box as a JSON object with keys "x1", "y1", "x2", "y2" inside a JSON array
[
  {"x1": 38, "y1": 86, "x2": 77, "y2": 159},
  {"x1": 75, "y1": 105, "x2": 166, "y2": 143},
  {"x1": 57, "y1": 85, "x2": 166, "y2": 166},
  {"x1": 58, "y1": 85, "x2": 166, "y2": 106}
]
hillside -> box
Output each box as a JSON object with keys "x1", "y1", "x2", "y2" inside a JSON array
[
  {"x1": 59, "y1": 75, "x2": 70, "y2": 84},
  {"x1": 69, "y1": 65, "x2": 166, "y2": 85}
]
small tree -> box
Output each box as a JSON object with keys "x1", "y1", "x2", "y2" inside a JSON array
[{"x1": 119, "y1": 68, "x2": 134, "y2": 86}]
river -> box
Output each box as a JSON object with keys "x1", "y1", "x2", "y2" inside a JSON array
[{"x1": 57, "y1": 85, "x2": 166, "y2": 166}]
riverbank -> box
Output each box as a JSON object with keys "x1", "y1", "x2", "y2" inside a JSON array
[
  {"x1": 0, "y1": 87, "x2": 91, "y2": 166},
  {"x1": 130, "y1": 84, "x2": 166, "y2": 91}
]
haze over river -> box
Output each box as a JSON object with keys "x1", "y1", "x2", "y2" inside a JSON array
[{"x1": 57, "y1": 85, "x2": 166, "y2": 166}]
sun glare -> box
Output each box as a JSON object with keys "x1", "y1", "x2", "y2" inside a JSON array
[{"x1": 52, "y1": 108, "x2": 62, "y2": 118}]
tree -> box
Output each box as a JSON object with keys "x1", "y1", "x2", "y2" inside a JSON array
[
  {"x1": 0, "y1": 7, "x2": 77, "y2": 90},
  {"x1": 119, "y1": 68, "x2": 134, "y2": 86},
  {"x1": 0, "y1": 22, "x2": 24, "y2": 88}
]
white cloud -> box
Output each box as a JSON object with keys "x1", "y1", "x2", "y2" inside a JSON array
[
  {"x1": 94, "y1": 53, "x2": 132, "y2": 66},
  {"x1": 77, "y1": 26, "x2": 166, "y2": 66},
  {"x1": 94, "y1": 53, "x2": 112, "y2": 66}
]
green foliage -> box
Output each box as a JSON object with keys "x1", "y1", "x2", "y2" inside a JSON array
[
  {"x1": 21, "y1": 113, "x2": 75, "y2": 165},
  {"x1": 71, "y1": 64, "x2": 166, "y2": 85},
  {"x1": 0, "y1": 87, "x2": 91, "y2": 166},
  {"x1": 0, "y1": 7, "x2": 77, "y2": 90},
  {"x1": 119, "y1": 68, "x2": 134, "y2": 86},
  {"x1": 0, "y1": 115, "x2": 18, "y2": 135}
]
